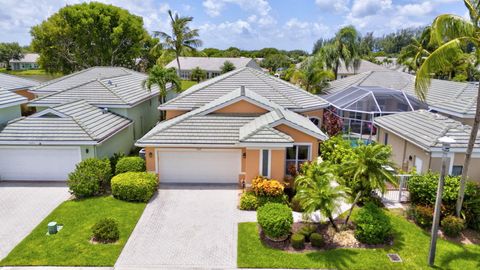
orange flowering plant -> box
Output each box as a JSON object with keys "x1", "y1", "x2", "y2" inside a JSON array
[{"x1": 251, "y1": 176, "x2": 284, "y2": 197}]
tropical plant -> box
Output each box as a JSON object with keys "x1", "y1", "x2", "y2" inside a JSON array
[
  {"x1": 340, "y1": 144, "x2": 397, "y2": 225},
  {"x1": 414, "y1": 0, "x2": 480, "y2": 216},
  {"x1": 322, "y1": 109, "x2": 344, "y2": 136},
  {"x1": 190, "y1": 66, "x2": 206, "y2": 82},
  {"x1": 294, "y1": 162, "x2": 346, "y2": 231},
  {"x1": 320, "y1": 135, "x2": 355, "y2": 164},
  {"x1": 261, "y1": 53, "x2": 292, "y2": 72},
  {"x1": 290, "y1": 56, "x2": 334, "y2": 94},
  {"x1": 154, "y1": 10, "x2": 202, "y2": 74},
  {"x1": 397, "y1": 27, "x2": 432, "y2": 72},
  {"x1": 251, "y1": 176, "x2": 284, "y2": 197},
  {"x1": 220, "y1": 60, "x2": 236, "y2": 74},
  {"x1": 143, "y1": 65, "x2": 181, "y2": 120}
]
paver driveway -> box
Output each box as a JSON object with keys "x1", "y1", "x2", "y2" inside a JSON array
[
  {"x1": 115, "y1": 184, "x2": 240, "y2": 269},
  {"x1": 0, "y1": 181, "x2": 70, "y2": 260}
]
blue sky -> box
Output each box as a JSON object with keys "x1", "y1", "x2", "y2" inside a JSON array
[{"x1": 0, "y1": 0, "x2": 466, "y2": 52}]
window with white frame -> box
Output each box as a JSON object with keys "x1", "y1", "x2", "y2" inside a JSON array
[
  {"x1": 286, "y1": 144, "x2": 311, "y2": 175},
  {"x1": 259, "y1": 149, "x2": 271, "y2": 178}
]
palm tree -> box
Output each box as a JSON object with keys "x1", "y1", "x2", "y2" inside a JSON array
[
  {"x1": 190, "y1": 66, "x2": 206, "y2": 82},
  {"x1": 291, "y1": 56, "x2": 335, "y2": 94},
  {"x1": 340, "y1": 144, "x2": 397, "y2": 225},
  {"x1": 155, "y1": 10, "x2": 202, "y2": 75},
  {"x1": 398, "y1": 27, "x2": 432, "y2": 72},
  {"x1": 143, "y1": 65, "x2": 181, "y2": 120},
  {"x1": 220, "y1": 61, "x2": 236, "y2": 74},
  {"x1": 320, "y1": 26, "x2": 360, "y2": 79},
  {"x1": 414, "y1": 0, "x2": 480, "y2": 216},
  {"x1": 295, "y1": 162, "x2": 346, "y2": 231}
]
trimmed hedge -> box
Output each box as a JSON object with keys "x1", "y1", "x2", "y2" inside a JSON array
[
  {"x1": 257, "y1": 194, "x2": 289, "y2": 207},
  {"x1": 239, "y1": 192, "x2": 258, "y2": 210},
  {"x1": 92, "y1": 218, "x2": 119, "y2": 243},
  {"x1": 257, "y1": 203, "x2": 293, "y2": 239},
  {"x1": 441, "y1": 215, "x2": 465, "y2": 237},
  {"x1": 67, "y1": 158, "x2": 112, "y2": 198},
  {"x1": 297, "y1": 224, "x2": 316, "y2": 242},
  {"x1": 354, "y1": 203, "x2": 392, "y2": 244},
  {"x1": 291, "y1": 233, "x2": 305, "y2": 250},
  {"x1": 115, "y1": 156, "x2": 145, "y2": 174},
  {"x1": 310, "y1": 233, "x2": 324, "y2": 248},
  {"x1": 111, "y1": 172, "x2": 158, "y2": 202}
]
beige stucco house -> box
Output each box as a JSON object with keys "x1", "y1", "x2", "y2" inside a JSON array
[
  {"x1": 375, "y1": 110, "x2": 480, "y2": 182},
  {"x1": 136, "y1": 67, "x2": 329, "y2": 184}
]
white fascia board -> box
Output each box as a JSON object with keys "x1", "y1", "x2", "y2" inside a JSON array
[
  {"x1": 135, "y1": 143, "x2": 237, "y2": 148},
  {"x1": 0, "y1": 99, "x2": 28, "y2": 109},
  {"x1": 241, "y1": 143, "x2": 293, "y2": 148},
  {"x1": 428, "y1": 106, "x2": 474, "y2": 119},
  {"x1": 0, "y1": 140, "x2": 97, "y2": 146}
]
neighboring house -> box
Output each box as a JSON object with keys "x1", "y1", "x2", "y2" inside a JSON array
[
  {"x1": 0, "y1": 73, "x2": 39, "y2": 114},
  {"x1": 136, "y1": 67, "x2": 329, "y2": 184},
  {"x1": 336, "y1": 59, "x2": 391, "y2": 79},
  {"x1": 375, "y1": 110, "x2": 480, "y2": 182},
  {"x1": 29, "y1": 67, "x2": 161, "y2": 141},
  {"x1": 324, "y1": 70, "x2": 478, "y2": 126},
  {"x1": 0, "y1": 100, "x2": 133, "y2": 181},
  {"x1": 9, "y1": 53, "x2": 40, "y2": 70},
  {"x1": 165, "y1": 57, "x2": 262, "y2": 80},
  {"x1": 0, "y1": 88, "x2": 28, "y2": 127}
]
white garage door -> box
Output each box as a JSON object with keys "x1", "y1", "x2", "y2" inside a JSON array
[
  {"x1": 157, "y1": 149, "x2": 241, "y2": 183},
  {"x1": 0, "y1": 146, "x2": 82, "y2": 181}
]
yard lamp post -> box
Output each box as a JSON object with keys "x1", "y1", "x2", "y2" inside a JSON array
[{"x1": 428, "y1": 136, "x2": 455, "y2": 266}]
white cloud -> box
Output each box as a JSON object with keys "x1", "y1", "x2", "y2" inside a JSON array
[
  {"x1": 284, "y1": 18, "x2": 329, "y2": 40},
  {"x1": 398, "y1": 1, "x2": 434, "y2": 17},
  {"x1": 315, "y1": 0, "x2": 350, "y2": 13},
  {"x1": 350, "y1": 0, "x2": 392, "y2": 17},
  {"x1": 202, "y1": 0, "x2": 271, "y2": 17}
]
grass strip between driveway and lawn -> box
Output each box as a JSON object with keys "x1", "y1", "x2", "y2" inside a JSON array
[
  {"x1": 0, "y1": 196, "x2": 146, "y2": 266},
  {"x1": 181, "y1": 80, "x2": 197, "y2": 91},
  {"x1": 238, "y1": 210, "x2": 480, "y2": 269}
]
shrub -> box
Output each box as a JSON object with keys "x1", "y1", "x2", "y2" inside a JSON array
[
  {"x1": 441, "y1": 215, "x2": 465, "y2": 237},
  {"x1": 319, "y1": 135, "x2": 356, "y2": 164},
  {"x1": 257, "y1": 203, "x2": 293, "y2": 239},
  {"x1": 115, "y1": 156, "x2": 146, "y2": 174},
  {"x1": 310, "y1": 233, "x2": 324, "y2": 248},
  {"x1": 291, "y1": 233, "x2": 305, "y2": 250},
  {"x1": 67, "y1": 158, "x2": 112, "y2": 198},
  {"x1": 297, "y1": 224, "x2": 317, "y2": 242},
  {"x1": 109, "y1": 152, "x2": 125, "y2": 172},
  {"x1": 111, "y1": 172, "x2": 158, "y2": 202},
  {"x1": 290, "y1": 196, "x2": 305, "y2": 212},
  {"x1": 92, "y1": 218, "x2": 119, "y2": 243},
  {"x1": 354, "y1": 203, "x2": 392, "y2": 244},
  {"x1": 251, "y1": 176, "x2": 284, "y2": 197},
  {"x1": 412, "y1": 205, "x2": 434, "y2": 229},
  {"x1": 257, "y1": 194, "x2": 289, "y2": 207},
  {"x1": 239, "y1": 192, "x2": 258, "y2": 210}
]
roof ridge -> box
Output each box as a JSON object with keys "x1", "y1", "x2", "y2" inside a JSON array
[
  {"x1": 29, "y1": 78, "x2": 105, "y2": 104},
  {"x1": 31, "y1": 67, "x2": 94, "y2": 90},
  {"x1": 97, "y1": 79, "x2": 129, "y2": 104}
]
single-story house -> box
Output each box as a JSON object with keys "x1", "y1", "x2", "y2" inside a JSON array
[
  {"x1": 324, "y1": 70, "x2": 479, "y2": 127},
  {"x1": 136, "y1": 67, "x2": 329, "y2": 184},
  {"x1": 336, "y1": 59, "x2": 391, "y2": 79},
  {"x1": 374, "y1": 110, "x2": 480, "y2": 182},
  {"x1": 0, "y1": 73, "x2": 39, "y2": 114},
  {"x1": 165, "y1": 57, "x2": 262, "y2": 80},
  {"x1": 0, "y1": 88, "x2": 28, "y2": 127},
  {"x1": 28, "y1": 67, "x2": 162, "y2": 141},
  {"x1": 0, "y1": 100, "x2": 133, "y2": 181},
  {"x1": 9, "y1": 53, "x2": 40, "y2": 71}
]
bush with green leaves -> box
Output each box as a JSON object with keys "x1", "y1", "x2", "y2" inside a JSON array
[
  {"x1": 115, "y1": 156, "x2": 145, "y2": 174},
  {"x1": 239, "y1": 192, "x2": 258, "y2": 210},
  {"x1": 354, "y1": 203, "x2": 392, "y2": 244},
  {"x1": 291, "y1": 233, "x2": 305, "y2": 249},
  {"x1": 319, "y1": 135, "x2": 356, "y2": 164},
  {"x1": 257, "y1": 194, "x2": 289, "y2": 207},
  {"x1": 91, "y1": 218, "x2": 119, "y2": 243},
  {"x1": 441, "y1": 215, "x2": 465, "y2": 237},
  {"x1": 109, "y1": 152, "x2": 125, "y2": 172},
  {"x1": 257, "y1": 203, "x2": 293, "y2": 239},
  {"x1": 297, "y1": 224, "x2": 317, "y2": 242},
  {"x1": 111, "y1": 172, "x2": 158, "y2": 202},
  {"x1": 310, "y1": 233, "x2": 324, "y2": 248},
  {"x1": 410, "y1": 205, "x2": 434, "y2": 229},
  {"x1": 67, "y1": 158, "x2": 112, "y2": 198}
]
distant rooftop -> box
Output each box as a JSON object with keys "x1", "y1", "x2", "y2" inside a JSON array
[
  {"x1": 337, "y1": 59, "x2": 391, "y2": 75},
  {"x1": 10, "y1": 53, "x2": 39, "y2": 63},
  {"x1": 0, "y1": 88, "x2": 28, "y2": 109},
  {"x1": 165, "y1": 57, "x2": 260, "y2": 71}
]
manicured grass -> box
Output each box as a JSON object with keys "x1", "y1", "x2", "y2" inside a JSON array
[
  {"x1": 0, "y1": 196, "x2": 146, "y2": 266},
  {"x1": 238, "y1": 210, "x2": 480, "y2": 269},
  {"x1": 181, "y1": 80, "x2": 197, "y2": 91}
]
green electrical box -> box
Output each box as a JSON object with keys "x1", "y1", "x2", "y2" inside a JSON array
[{"x1": 48, "y1": 222, "x2": 58, "y2": 234}]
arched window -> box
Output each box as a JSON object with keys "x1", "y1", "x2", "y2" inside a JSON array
[{"x1": 309, "y1": 116, "x2": 321, "y2": 127}]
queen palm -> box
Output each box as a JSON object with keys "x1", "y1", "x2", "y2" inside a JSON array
[
  {"x1": 341, "y1": 144, "x2": 397, "y2": 225},
  {"x1": 155, "y1": 10, "x2": 202, "y2": 74},
  {"x1": 143, "y1": 65, "x2": 181, "y2": 120},
  {"x1": 294, "y1": 162, "x2": 346, "y2": 231},
  {"x1": 415, "y1": 0, "x2": 480, "y2": 216},
  {"x1": 291, "y1": 56, "x2": 335, "y2": 94}
]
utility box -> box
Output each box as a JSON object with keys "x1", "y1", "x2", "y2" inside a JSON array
[{"x1": 48, "y1": 222, "x2": 58, "y2": 234}]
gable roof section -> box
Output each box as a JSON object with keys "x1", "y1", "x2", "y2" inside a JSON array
[
  {"x1": 160, "y1": 67, "x2": 329, "y2": 112},
  {"x1": 0, "y1": 73, "x2": 39, "y2": 90},
  {"x1": 324, "y1": 70, "x2": 478, "y2": 118},
  {"x1": 337, "y1": 59, "x2": 391, "y2": 75},
  {"x1": 374, "y1": 110, "x2": 480, "y2": 152},
  {"x1": 165, "y1": 57, "x2": 259, "y2": 71},
  {"x1": 0, "y1": 100, "x2": 132, "y2": 145},
  {"x1": 29, "y1": 67, "x2": 159, "y2": 108},
  {"x1": 0, "y1": 88, "x2": 28, "y2": 109}
]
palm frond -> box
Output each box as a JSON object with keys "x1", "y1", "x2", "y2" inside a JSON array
[{"x1": 431, "y1": 14, "x2": 475, "y2": 45}]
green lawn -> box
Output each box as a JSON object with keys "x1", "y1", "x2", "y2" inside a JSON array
[
  {"x1": 0, "y1": 196, "x2": 146, "y2": 266},
  {"x1": 238, "y1": 210, "x2": 480, "y2": 269},
  {"x1": 181, "y1": 80, "x2": 197, "y2": 91}
]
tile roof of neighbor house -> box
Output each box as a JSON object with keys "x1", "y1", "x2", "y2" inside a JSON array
[
  {"x1": 324, "y1": 70, "x2": 478, "y2": 118},
  {"x1": 165, "y1": 57, "x2": 260, "y2": 71},
  {"x1": 0, "y1": 100, "x2": 132, "y2": 145},
  {"x1": 374, "y1": 110, "x2": 480, "y2": 152},
  {"x1": 0, "y1": 88, "x2": 28, "y2": 109},
  {"x1": 0, "y1": 73, "x2": 39, "y2": 90},
  {"x1": 10, "y1": 53, "x2": 39, "y2": 63},
  {"x1": 160, "y1": 67, "x2": 329, "y2": 112},
  {"x1": 29, "y1": 67, "x2": 160, "y2": 108},
  {"x1": 337, "y1": 60, "x2": 391, "y2": 75},
  {"x1": 136, "y1": 87, "x2": 327, "y2": 147}
]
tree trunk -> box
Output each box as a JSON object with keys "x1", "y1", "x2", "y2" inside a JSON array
[
  {"x1": 456, "y1": 83, "x2": 480, "y2": 216},
  {"x1": 344, "y1": 191, "x2": 362, "y2": 225},
  {"x1": 334, "y1": 62, "x2": 339, "y2": 80},
  {"x1": 328, "y1": 215, "x2": 339, "y2": 232},
  {"x1": 175, "y1": 54, "x2": 181, "y2": 77}
]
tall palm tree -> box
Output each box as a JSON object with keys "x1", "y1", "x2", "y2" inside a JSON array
[
  {"x1": 414, "y1": 0, "x2": 480, "y2": 216},
  {"x1": 143, "y1": 65, "x2": 181, "y2": 120},
  {"x1": 340, "y1": 144, "x2": 397, "y2": 225},
  {"x1": 398, "y1": 27, "x2": 432, "y2": 72},
  {"x1": 154, "y1": 10, "x2": 202, "y2": 74},
  {"x1": 291, "y1": 56, "x2": 335, "y2": 94},
  {"x1": 295, "y1": 162, "x2": 346, "y2": 231}
]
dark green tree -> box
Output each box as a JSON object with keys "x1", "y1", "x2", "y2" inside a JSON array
[
  {"x1": 261, "y1": 54, "x2": 292, "y2": 72},
  {"x1": 220, "y1": 61, "x2": 236, "y2": 74},
  {"x1": 190, "y1": 66, "x2": 207, "y2": 82},
  {"x1": 0, "y1": 42, "x2": 23, "y2": 70}
]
